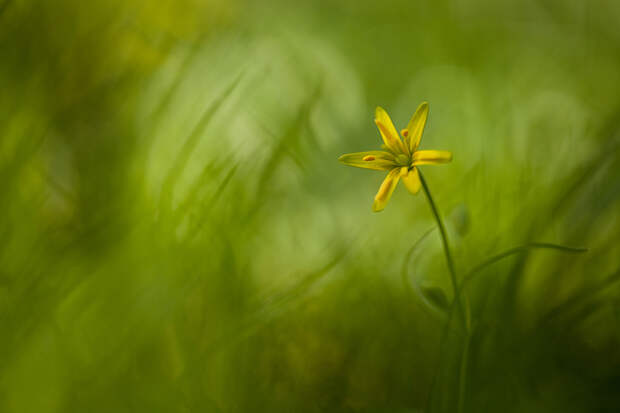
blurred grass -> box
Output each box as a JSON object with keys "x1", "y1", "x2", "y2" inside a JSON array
[{"x1": 1, "y1": 0, "x2": 620, "y2": 412}]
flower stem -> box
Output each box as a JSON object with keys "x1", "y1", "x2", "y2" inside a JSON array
[
  {"x1": 457, "y1": 330, "x2": 471, "y2": 413},
  {"x1": 418, "y1": 170, "x2": 468, "y2": 331},
  {"x1": 418, "y1": 170, "x2": 471, "y2": 413}
]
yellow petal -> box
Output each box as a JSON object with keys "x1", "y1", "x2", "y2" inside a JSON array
[
  {"x1": 412, "y1": 150, "x2": 453, "y2": 165},
  {"x1": 375, "y1": 107, "x2": 407, "y2": 155},
  {"x1": 402, "y1": 167, "x2": 421, "y2": 194},
  {"x1": 372, "y1": 167, "x2": 406, "y2": 212},
  {"x1": 406, "y1": 101, "x2": 429, "y2": 152},
  {"x1": 338, "y1": 150, "x2": 396, "y2": 171}
]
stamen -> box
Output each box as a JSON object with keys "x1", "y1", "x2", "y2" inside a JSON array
[
  {"x1": 401, "y1": 128, "x2": 409, "y2": 138},
  {"x1": 363, "y1": 155, "x2": 375, "y2": 161}
]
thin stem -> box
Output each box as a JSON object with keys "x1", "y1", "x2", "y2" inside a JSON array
[
  {"x1": 418, "y1": 170, "x2": 471, "y2": 413},
  {"x1": 418, "y1": 170, "x2": 467, "y2": 331},
  {"x1": 457, "y1": 331, "x2": 471, "y2": 413}
]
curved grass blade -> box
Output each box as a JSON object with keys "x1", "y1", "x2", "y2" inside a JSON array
[
  {"x1": 460, "y1": 242, "x2": 588, "y2": 289},
  {"x1": 255, "y1": 83, "x2": 322, "y2": 201},
  {"x1": 172, "y1": 154, "x2": 235, "y2": 223},
  {"x1": 202, "y1": 246, "x2": 347, "y2": 355},
  {"x1": 540, "y1": 266, "x2": 620, "y2": 327},
  {"x1": 142, "y1": 36, "x2": 210, "y2": 144},
  {"x1": 159, "y1": 71, "x2": 244, "y2": 213},
  {"x1": 185, "y1": 163, "x2": 239, "y2": 241}
]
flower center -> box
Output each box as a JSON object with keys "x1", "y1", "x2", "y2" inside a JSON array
[{"x1": 395, "y1": 153, "x2": 410, "y2": 166}]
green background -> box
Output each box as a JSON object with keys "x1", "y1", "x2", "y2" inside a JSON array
[{"x1": 2, "y1": 0, "x2": 620, "y2": 411}]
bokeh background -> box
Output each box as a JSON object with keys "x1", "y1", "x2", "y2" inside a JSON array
[{"x1": 2, "y1": 0, "x2": 620, "y2": 412}]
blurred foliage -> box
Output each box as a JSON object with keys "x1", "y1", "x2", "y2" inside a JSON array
[{"x1": 1, "y1": 0, "x2": 620, "y2": 412}]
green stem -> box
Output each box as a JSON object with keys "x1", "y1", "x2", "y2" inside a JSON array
[
  {"x1": 418, "y1": 171, "x2": 471, "y2": 413},
  {"x1": 418, "y1": 170, "x2": 468, "y2": 331},
  {"x1": 457, "y1": 331, "x2": 471, "y2": 413}
]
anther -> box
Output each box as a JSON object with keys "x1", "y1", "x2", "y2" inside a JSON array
[
  {"x1": 401, "y1": 128, "x2": 409, "y2": 137},
  {"x1": 363, "y1": 155, "x2": 375, "y2": 161}
]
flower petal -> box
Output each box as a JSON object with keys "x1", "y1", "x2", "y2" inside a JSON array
[
  {"x1": 338, "y1": 150, "x2": 396, "y2": 171},
  {"x1": 402, "y1": 167, "x2": 421, "y2": 194},
  {"x1": 406, "y1": 101, "x2": 429, "y2": 152},
  {"x1": 412, "y1": 150, "x2": 453, "y2": 165},
  {"x1": 372, "y1": 167, "x2": 407, "y2": 212},
  {"x1": 375, "y1": 107, "x2": 407, "y2": 154}
]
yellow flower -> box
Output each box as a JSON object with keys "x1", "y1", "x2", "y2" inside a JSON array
[{"x1": 338, "y1": 102, "x2": 452, "y2": 212}]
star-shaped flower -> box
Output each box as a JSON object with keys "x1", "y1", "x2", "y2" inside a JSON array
[{"x1": 338, "y1": 102, "x2": 452, "y2": 212}]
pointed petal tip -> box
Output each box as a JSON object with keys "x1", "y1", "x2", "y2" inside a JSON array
[
  {"x1": 407, "y1": 102, "x2": 430, "y2": 152},
  {"x1": 375, "y1": 106, "x2": 389, "y2": 121},
  {"x1": 417, "y1": 102, "x2": 429, "y2": 115},
  {"x1": 372, "y1": 167, "x2": 402, "y2": 212},
  {"x1": 412, "y1": 150, "x2": 453, "y2": 165}
]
